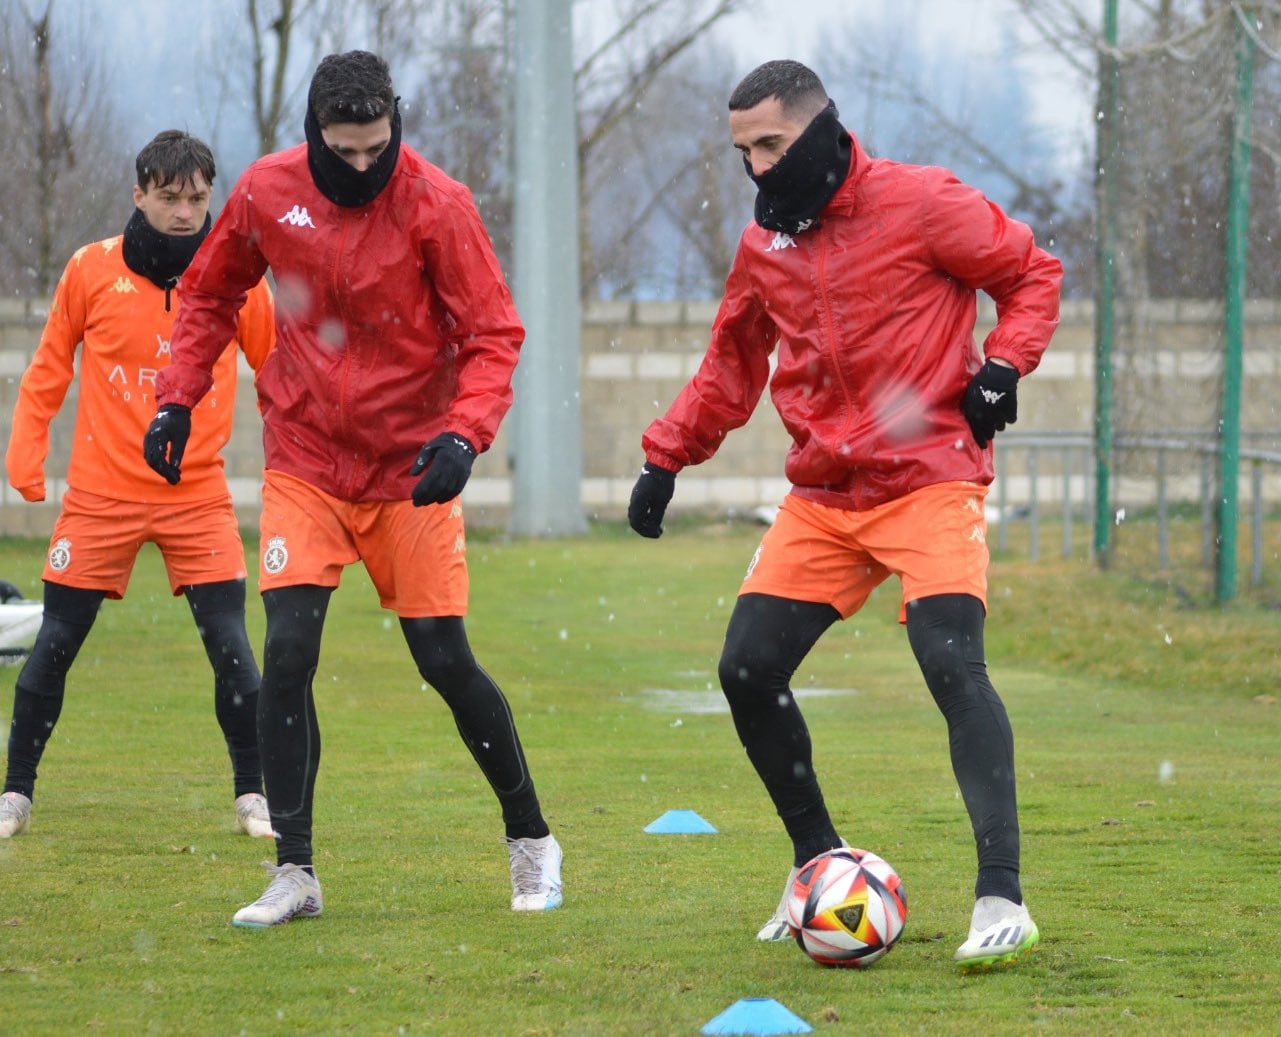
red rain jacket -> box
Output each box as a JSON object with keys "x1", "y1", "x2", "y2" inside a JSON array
[
  {"x1": 158, "y1": 142, "x2": 523, "y2": 502},
  {"x1": 642, "y1": 134, "x2": 1062, "y2": 511}
]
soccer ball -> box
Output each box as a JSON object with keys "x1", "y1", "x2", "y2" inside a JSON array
[{"x1": 786, "y1": 847, "x2": 908, "y2": 967}]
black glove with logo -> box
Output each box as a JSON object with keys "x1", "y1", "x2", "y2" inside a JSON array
[
  {"x1": 962, "y1": 360, "x2": 1019, "y2": 448},
  {"x1": 142, "y1": 405, "x2": 192, "y2": 485},
  {"x1": 409, "y1": 432, "x2": 477, "y2": 506},
  {"x1": 627, "y1": 463, "x2": 677, "y2": 538}
]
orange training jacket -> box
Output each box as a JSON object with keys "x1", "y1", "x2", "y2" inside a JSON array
[{"x1": 5, "y1": 234, "x2": 274, "y2": 505}]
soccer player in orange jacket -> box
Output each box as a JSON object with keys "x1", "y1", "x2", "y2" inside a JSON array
[{"x1": 1, "y1": 131, "x2": 276, "y2": 841}]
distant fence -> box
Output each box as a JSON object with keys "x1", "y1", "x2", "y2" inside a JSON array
[{"x1": 993, "y1": 431, "x2": 1281, "y2": 585}]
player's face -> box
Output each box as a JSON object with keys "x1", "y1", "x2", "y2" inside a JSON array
[
  {"x1": 320, "y1": 116, "x2": 393, "y2": 171},
  {"x1": 133, "y1": 172, "x2": 212, "y2": 235},
  {"x1": 729, "y1": 96, "x2": 812, "y2": 177}
]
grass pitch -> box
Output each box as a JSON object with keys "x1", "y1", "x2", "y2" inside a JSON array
[{"x1": 1, "y1": 520, "x2": 1278, "y2": 1035}]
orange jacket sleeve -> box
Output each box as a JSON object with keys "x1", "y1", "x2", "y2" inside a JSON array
[
  {"x1": 5, "y1": 256, "x2": 88, "y2": 502},
  {"x1": 235, "y1": 278, "x2": 276, "y2": 375}
]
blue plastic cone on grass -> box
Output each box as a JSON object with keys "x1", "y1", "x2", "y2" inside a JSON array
[
  {"x1": 700, "y1": 998, "x2": 813, "y2": 1035},
  {"x1": 643, "y1": 809, "x2": 717, "y2": 834}
]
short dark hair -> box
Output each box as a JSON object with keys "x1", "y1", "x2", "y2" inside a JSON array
[
  {"x1": 308, "y1": 50, "x2": 396, "y2": 127},
  {"x1": 728, "y1": 59, "x2": 828, "y2": 118},
  {"x1": 135, "y1": 130, "x2": 215, "y2": 192}
]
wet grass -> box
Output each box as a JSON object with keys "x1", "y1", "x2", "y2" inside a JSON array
[{"x1": 0, "y1": 519, "x2": 1278, "y2": 1035}]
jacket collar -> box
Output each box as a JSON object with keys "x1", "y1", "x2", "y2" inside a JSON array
[{"x1": 820, "y1": 133, "x2": 870, "y2": 217}]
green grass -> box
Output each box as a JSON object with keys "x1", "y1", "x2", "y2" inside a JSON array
[{"x1": 1, "y1": 521, "x2": 1279, "y2": 1035}]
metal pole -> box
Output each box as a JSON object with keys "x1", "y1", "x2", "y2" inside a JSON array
[
  {"x1": 1093, "y1": 0, "x2": 1120, "y2": 568},
  {"x1": 1091, "y1": 0, "x2": 1122, "y2": 565},
  {"x1": 509, "y1": 0, "x2": 587, "y2": 536},
  {"x1": 1214, "y1": 4, "x2": 1255, "y2": 599},
  {"x1": 1216, "y1": 5, "x2": 1254, "y2": 600}
]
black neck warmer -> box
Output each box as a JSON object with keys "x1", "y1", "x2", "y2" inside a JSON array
[
  {"x1": 121, "y1": 208, "x2": 211, "y2": 290},
  {"x1": 746, "y1": 101, "x2": 852, "y2": 235},
  {"x1": 304, "y1": 102, "x2": 402, "y2": 208}
]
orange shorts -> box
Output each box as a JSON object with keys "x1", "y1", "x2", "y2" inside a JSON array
[
  {"x1": 739, "y1": 483, "x2": 990, "y2": 623},
  {"x1": 42, "y1": 487, "x2": 248, "y2": 599},
  {"x1": 258, "y1": 469, "x2": 468, "y2": 617}
]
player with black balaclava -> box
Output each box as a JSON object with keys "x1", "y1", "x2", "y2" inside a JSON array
[
  {"x1": 144, "y1": 50, "x2": 563, "y2": 929},
  {"x1": 627, "y1": 59, "x2": 1061, "y2": 972}
]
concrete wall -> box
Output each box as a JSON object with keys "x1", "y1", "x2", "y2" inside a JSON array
[{"x1": 4, "y1": 294, "x2": 1281, "y2": 535}]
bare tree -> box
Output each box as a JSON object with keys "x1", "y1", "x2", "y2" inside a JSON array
[
  {"x1": 0, "y1": 0, "x2": 132, "y2": 296},
  {"x1": 582, "y1": 40, "x2": 751, "y2": 298},
  {"x1": 196, "y1": 0, "x2": 749, "y2": 297},
  {"x1": 1012, "y1": 0, "x2": 1281, "y2": 301}
]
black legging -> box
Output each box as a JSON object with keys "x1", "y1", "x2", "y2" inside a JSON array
[
  {"x1": 719, "y1": 591, "x2": 1021, "y2": 900},
  {"x1": 260, "y1": 585, "x2": 546, "y2": 869},
  {"x1": 4, "y1": 579, "x2": 262, "y2": 801}
]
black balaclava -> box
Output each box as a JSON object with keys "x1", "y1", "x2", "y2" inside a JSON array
[
  {"x1": 304, "y1": 100, "x2": 402, "y2": 208},
  {"x1": 745, "y1": 100, "x2": 852, "y2": 235},
  {"x1": 121, "y1": 207, "x2": 212, "y2": 309}
]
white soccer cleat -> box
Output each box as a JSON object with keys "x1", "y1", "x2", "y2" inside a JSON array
[
  {"x1": 507, "y1": 834, "x2": 563, "y2": 911},
  {"x1": 232, "y1": 862, "x2": 323, "y2": 928},
  {"x1": 234, "y1": 793, "x2": 275, "y2": 839},
  {"x1": 756, "y1": 865, "x2": 801, "y2": 941},
  {"x1": 0, "y1": 791, "x2": 31, "y2": 838},
  {"x1": 954, "y1": 896, "x2": 1040, "y2": 971},
  {"x1": 758, "y1": 838, "x2": 849, "y2": 941}
]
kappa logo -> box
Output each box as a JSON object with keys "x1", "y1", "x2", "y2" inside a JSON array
[
  {"x1": 277, "y1": 204, "x2": 316, "y2": 228},
  {"x1": 744, "y1": 543, "x2": 764, "y2": 580},
  {"x1": 968, "y1": 524, "x2": 986, "y2": 544},
  {"x1": 263, "y1": 535, "x2": 289, "y2": 575},
  {"x1": 765, "y1": 232, "x2": 797, "y2": 252},
  {"x1": 453, "y1": 533, "x2": 466, "y2": 555},
  {"x1": 110, "y1": 276, "x2": 139, "y2": 294},
  {"x1": 980, "y1": 388, "x2": 1007, "y2": 405},
  {"x1": 48, "y1": 537, "x2": 72, "y2": 572}
]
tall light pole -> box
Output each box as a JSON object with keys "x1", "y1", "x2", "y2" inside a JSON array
[{"x1": 509, "y1": 0, "x2": 587, "y2": 536}]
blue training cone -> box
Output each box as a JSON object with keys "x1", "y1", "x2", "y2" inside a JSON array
[
  {"x1": 643, "y1": 809, "x2": 718, "y2": 834},
  {"x1": 701, "y1": 998, "x2": 813, "y2": 1036}
]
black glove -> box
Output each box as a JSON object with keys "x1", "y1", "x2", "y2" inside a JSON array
[
  {"x1": 142, "y1": 405, "x2": 192, "y2": 485},
  {"x1": 628, "y1": 463, "x2": 677, "y2": 538},
  {"x1": 962, "y1": 360, "x2": 1019, "y2": 448},
  {"x1": 409, "y1": 432, "x2": 477, "y2": 506}
]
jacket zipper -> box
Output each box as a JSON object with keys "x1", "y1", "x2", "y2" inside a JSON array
[
  {"x1": 331, "y1": 211, "x2": 356, "y2": 498},
  {"x1": 815, "y1": 227, "x2": 859, "y2": 505}
]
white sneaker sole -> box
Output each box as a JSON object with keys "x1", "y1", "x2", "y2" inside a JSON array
[{"x1": 955, "y1": 918, "x2": 1040, "y2": 971}]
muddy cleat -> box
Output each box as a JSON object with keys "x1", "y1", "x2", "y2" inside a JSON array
[
  {"x1": 234, "y1": 793, "x2": 275, "y2": 839},
  {"x1": 756, "y1": 865, "x2": 800, "y2": 942},
  {"x1": 954, "y1": 897, "x2": 1040, "y2": 971},
  {"x1": 507, "y1": 834, "x2": 563, "y2": 911},
  {"x1": 232, "y1": 862, "x2": 323, "y2": 928},
  {"x1": 0, "y1": 791, "x2": 31, "y2": 838}
]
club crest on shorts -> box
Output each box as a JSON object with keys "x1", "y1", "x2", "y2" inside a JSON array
[
  {"x1": 48, "y1": 537, "x2": 72, "y2": 572},
  {"x1": 263, "y1": 535, "x2": 289, "y2": 575}
]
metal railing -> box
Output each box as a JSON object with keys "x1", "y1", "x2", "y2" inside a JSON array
[{"x1": 994, "y1": 432, "x2": 1281, "y2": 584}]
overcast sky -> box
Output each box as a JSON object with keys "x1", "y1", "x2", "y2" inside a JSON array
[{"x1": 75, "y1": 0, "x2": 1094, "y2": 183}]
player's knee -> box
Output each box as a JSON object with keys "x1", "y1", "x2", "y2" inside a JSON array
[
  {"x1": 718, "y1": 646, "x2": 785, "y2": 708},
  {"x1": 262, "y1": 628, "x2": 321, "y2": 683}
]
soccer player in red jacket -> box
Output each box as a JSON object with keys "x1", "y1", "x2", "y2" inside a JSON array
[
  {"x1": 628, "y1": 60, "x2": 1062, "y2": 971},
  {"x1": 144, "y1": 51, "x2": 561, "y2": 927}
]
